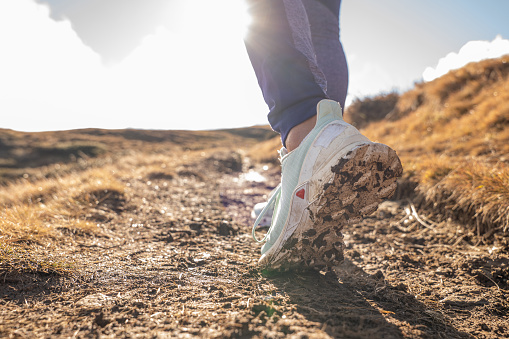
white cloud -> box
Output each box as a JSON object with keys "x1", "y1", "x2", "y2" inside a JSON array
[
  {"x1": 347, "y1": 60, "x2": 399, "y2": 96},
  {"x1": 423, "y1": 35, "x2": 509, "y2": 82},
  {"x1": 0, "y1": 0, "x2": 267, "y2": 132}
]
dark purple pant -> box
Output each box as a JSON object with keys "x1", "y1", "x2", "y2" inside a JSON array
[{"x1": 244, "y1": 0, "x2": 347, "y2": 146}]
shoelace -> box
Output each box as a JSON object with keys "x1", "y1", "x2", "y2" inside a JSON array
[
  {"x1": 252, "y1": 147, "x2": 286, "y2": 243},
  {"x1": 252, "y1": 184, "x2": 281, "y2": 243}
]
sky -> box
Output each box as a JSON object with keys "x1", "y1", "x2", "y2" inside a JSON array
[{"x1": 1, "y1": 0, "x2": 509, "y2": 132}]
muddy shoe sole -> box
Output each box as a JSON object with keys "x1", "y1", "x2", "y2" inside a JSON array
[{"x1": 264, "y1": 143, "x2": 403, "y2": 271}]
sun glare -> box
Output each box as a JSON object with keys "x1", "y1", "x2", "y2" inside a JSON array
[
  {"x1": 1, "y1": 0, "x2": 267, "y2": 132},
  {"x1": 233, "y1": 0, "x2": 252, "y2": 38}
]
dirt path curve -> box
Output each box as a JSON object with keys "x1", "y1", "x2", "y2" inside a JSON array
[{"x1": 1, "y1": 150, "x2": 508, "y2": 338}]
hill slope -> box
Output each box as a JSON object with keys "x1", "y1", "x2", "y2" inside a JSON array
[{"x1": 348, "y1": 55, "x2": 509, "y2": 236}]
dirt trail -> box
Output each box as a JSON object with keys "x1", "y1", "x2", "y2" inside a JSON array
[{"x1": 1, "y1": 150, "x2": 508, "y2": 338}]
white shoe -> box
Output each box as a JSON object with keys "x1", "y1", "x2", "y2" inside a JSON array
[{"x1": 252, "y1": 99, "x2": 402, "y2": 270}]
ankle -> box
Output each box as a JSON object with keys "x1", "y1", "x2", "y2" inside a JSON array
[{"x1": 285, "y1": 116, "x2": 317, "y2": 152}]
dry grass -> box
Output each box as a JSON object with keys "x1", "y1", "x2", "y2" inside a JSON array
[
  {"x1": 0, "y1": 165, "x2": 130, "y2": 274},
  {"x1": 248, "y1": 136, "x2": 282, "y2": 165},
  {"x1": 0, "y1": 125, "x2": 254, "y2": 240},
  {"x1": 350, "y1": 55, "x2": 509, "y2": 235},
  {"x1": 0, "y1": 151, "x2": 195, "y2": 244},
  {"x1": 343, "y1": 92, "x2": 399, "y2": 129},
  {"x1": 434, "y1": 162, "x2": 509, "y2": 233},
  {"x1": 0, "y1": 123, "x2": 263, "y2": 276},
  {"x1": 403, "y1": 155, "x2": 509, "y2": 233},
  {"x1": 0, "y1": 242, "x2": 76, "y2": 276},
  {"x1": 0, "y1": 142, "x2": 246, "y2": 275},
  {"x1": 362, "y1": 56, "x2": 509, "y2": 158}
]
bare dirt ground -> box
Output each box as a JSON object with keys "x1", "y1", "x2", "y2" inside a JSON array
[{"x1": 1, "y1": 149, "x2": 508, "y2": 338}]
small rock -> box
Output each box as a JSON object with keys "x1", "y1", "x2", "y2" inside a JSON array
[{"x1": 217, "y1": 220, "x2": 237, "y2": 236}]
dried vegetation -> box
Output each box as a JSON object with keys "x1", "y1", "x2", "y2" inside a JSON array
[
  {"x1": 0, "y1": 127, "x2": 273, "y2": 275},
  {"x1": 353, "y1": 56, "x2": 509, "y2": 237}
]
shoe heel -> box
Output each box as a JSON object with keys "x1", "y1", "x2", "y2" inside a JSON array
[{"x1": 261, "y1": 143, "x2": 402, "y2": 272}]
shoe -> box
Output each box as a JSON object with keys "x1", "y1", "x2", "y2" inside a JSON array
[
  {"x1": 252, "y1": 99, "x2": 402, "y2": 270},
  {"x1": 251, "y1": 186, "x2": 278, "y2": 228},
  {"x1": 251, "y1": 202, "x2": 273, "y2": 228}
]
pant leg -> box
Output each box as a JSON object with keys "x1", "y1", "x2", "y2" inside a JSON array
[
  {"x1": 244, "y1": 0, "x2": 328, "y2": 146},
  {"x1": 302, "y1": 0, "x2": 348, "y2": 109}
]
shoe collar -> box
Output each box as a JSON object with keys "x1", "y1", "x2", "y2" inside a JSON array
[
  {"x1": 316, "y1": 99, "x2": 343, "y2": 121},
  {"x1": 279, "y1": 100, "x2": 343, "y2": 164}
]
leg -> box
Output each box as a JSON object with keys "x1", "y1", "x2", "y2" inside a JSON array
[
  {"x1": 248, "y1": 0, "x2": 403, "y2": 271},
  {"x1": 302, "y1": 0, "x2": 348, "y2": 109},
  {"x1": 287, "y1": 0, "x2": 347, "y2": 151},
  {"x1": 244, "y1": 0, "x2": 327, "y2": 147}
]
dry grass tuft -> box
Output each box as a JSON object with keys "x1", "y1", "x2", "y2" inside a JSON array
[
  {"x1": 0, "y1": 166, "x2": 129, "y2": 274},
  {"x1": 411, "y1": 158, "x2": 509, "y2": 234},
  {"x1": 343, "y1": 92, "x2": 399, "y2": 129},
  {"x1": 248, "y1": 136, "x2": 282, "y2": 165},
  {"x1": 0, "y1": 242, "x2": 75, "y2": 277},
  {"x1": 445, "y1": 163, "x2": 509, "y2": 232}
]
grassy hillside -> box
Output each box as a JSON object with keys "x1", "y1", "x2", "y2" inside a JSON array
[
  {"x1": 356, "y1": 55, "x2": 509, "y2": 237},
  {"x1": 251, "y1": 55, "x2": 509, "y2": 238}
]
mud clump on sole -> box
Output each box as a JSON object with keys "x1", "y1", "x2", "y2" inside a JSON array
[{"x1": 317, "y1": 143, "x2": 402, "y2": 226}]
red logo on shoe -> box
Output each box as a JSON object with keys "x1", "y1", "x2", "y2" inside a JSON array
[{"x1": 296, "y1": 188, "x2": 305, "y2": 199}]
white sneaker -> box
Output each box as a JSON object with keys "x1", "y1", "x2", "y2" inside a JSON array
[
  {"x1": 252, "y1": 99, "x2": 402, "y2": 270},
  {"x1": 251, "y1": 186, "x2": 278, "y2": 228}
]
